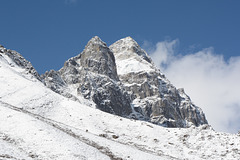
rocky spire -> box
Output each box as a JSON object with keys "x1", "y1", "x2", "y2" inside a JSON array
[
  {"x1": 79, "y1": 36, "x2": 119, "y2": 80},
  {"x1": 43, "y1": 36, "x2": 132, "y2": 116},
  {"x1": 85, "y1": 36, "x2": 107, "y2": 48}
]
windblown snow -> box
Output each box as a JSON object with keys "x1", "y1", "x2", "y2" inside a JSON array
[{"x1": 0, "y1": 42, "x2": 239, "y2": 160}]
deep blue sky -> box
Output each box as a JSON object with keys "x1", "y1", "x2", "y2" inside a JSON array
[{"x1": 1, "y1": 0, "x2": 240, "y2": 74}]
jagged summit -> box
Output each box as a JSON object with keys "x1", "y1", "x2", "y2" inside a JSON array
[
  {"x1": 110, "y1": 36, "x2": 152, "y2": 64},
  {"x1": 40, "y1": 36, "x2": 208, "y2": 128},
  {"x1": 109, "y1": 37, "x2": 154, "y2": 75},
  {"x1": 0, "y1": 45, "x2": 6, "y2": 54},
  {"x1": 85, "y1": 36, "x2": 107, "y2": 49},
  {"x1": 110, "y1": 36, "x2": 140, "y2": 50},
  {"x1": 42, "y1": 36, "x2": 132, "y2": 116},
  {"x1": 109, "y1": 37, "x2": 208, "y2": 127},
  {"x1": 79, "y1": 36, "x2": 118, "y2": 80}
]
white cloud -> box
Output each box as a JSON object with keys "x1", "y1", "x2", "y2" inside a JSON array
[
  {"x1": 150, "y1": 39, "x2": 179, "y2": 68},
  {"x1": 148, "y1": 40, "x2": 240, "y2": 133}
]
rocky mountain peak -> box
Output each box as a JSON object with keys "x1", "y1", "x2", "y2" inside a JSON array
[
  {"x1": 109, "y1": 37, "x2": 208, "y2": 127},
  {"x1": 109, "y1": 37, "x2": 155, "y2": 75},
  {"x1": 111, "y1": 36, "x2": 138, "y2": 49},
  {"x1": 0, "y1": 45, "x2": 7, "y2": 53},
  {"x1": 110, "y1": 37, "x2": 152, "y2": 63},
  {"x1": 85, "y1": 36, "x2": 107, "y2": 49},
  {"x1": 79, "y1": 36, "x2": 118, "y2": 80},
  {"x1": 42, "y1": 36, "x2": 208, "y2": 128},
  {"x1": 42, "y1": 37, "x2": 132, "y2": 116}
]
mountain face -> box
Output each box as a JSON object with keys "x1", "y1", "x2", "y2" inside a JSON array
[
  {"x1": 42, "y1": 36, "x2": 207, "y2": 128},
  {"x1": 1, "y1": 42, "x2": 240, "y2": 160},
  {"x1": 110, "y1": 37, "x2": 207, "y2": 127},
  {"x1": 41, "y1": 37, "x2": 132, "y2": 116}
]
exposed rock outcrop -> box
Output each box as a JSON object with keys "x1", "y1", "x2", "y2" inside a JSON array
[
  {"x1": 42, "y1": 37, "x2": 132, "y2": 116},
  {"x1": 0, "y1": 45, "x2": 41, "y2": 80},
  {"x1": 110, "y1": 37, "x2": 208, "y2": 127}
]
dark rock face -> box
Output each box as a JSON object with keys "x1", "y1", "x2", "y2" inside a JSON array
[
  {"x1": 42, "y1": 36, "x2": 132, "y2": 116},
  {"x1": 117, "y1": 71, "x2": 207, "y2": 127},
  {"x1": 90, "y1": 76, "x2": 132, "y2": 115},
  {"x1": 79, "y1": 36, "x2": 119, "y2": 81},
  {"x1": 42, "y1": 36, "x2": 208, "y2": 128},
  {"x1": 41, "y1": 70, "x2": 65, "y2": 93}
]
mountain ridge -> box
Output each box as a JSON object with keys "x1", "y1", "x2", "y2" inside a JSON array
[
  {"x1": 1, "y1": 36, "x2": 208, "y2": 128},
  {"x1": 41, "y1": 36, "x2": 208, "y2": 128},
  {"x1": 0, "y1": 39, "x2": 240, "y2": 159}
]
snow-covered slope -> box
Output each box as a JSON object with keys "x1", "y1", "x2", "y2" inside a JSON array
[
  {"x1": 0, "y1": 102, "x2": 110, "y2": 160},
  {"x1": 0, "y1": 44, "x2": 240, "y2": 160}
]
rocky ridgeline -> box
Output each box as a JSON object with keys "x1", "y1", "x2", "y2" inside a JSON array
[
  {"x1": 41, "y1": 37, "x2": 132, "y2": 116},
  {"x1": 1, "y1": 36, "x2": 208, "y2": 128},
  {"x1": 0, "y1": 45, "x2": 41, "y2": 80},
  {"x1": 110, "y1": 37, "x2": 207, "y2": 127},
  {"x1": 41, "y1": 36, "x2": 208, "y2": 128}
]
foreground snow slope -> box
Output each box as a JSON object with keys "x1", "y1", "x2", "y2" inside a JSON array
[
  {"x1": 0, "y1": 102, "x2": 110, "y2": 160},
  {"x1": 0, "y1": 47, "x2": 240, "y2": 160}
]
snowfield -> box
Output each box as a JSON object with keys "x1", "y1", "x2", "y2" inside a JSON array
[{"x1": 0, "y1": 49, "x2": 240, "y2": 160}]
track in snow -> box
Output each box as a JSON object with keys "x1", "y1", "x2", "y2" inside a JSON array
[{"x1": 0, "y1": 100, "x2": 122, "y2": 160}]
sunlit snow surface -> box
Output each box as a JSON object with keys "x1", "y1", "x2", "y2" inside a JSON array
[
  {"x1": 110, "y1": 37, "x2": 155, "y2": 75},
  {"x1": 0, "y1": 52, "x2": 240, "y2": 159},
  {"x1": 116, "y1": 57, "x2": 154, "y2": 75}
]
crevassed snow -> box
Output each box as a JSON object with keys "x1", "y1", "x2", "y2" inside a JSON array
[{"x1": 0, "y1": 52, "x2": 240, "y2": 160}]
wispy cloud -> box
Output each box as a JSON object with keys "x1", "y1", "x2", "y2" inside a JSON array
[
  {"x1": 65, "y1": 0, "x2": 78, "y2": 4},
  {"x1": 147, "y1": 40, "x2": 240, "y2": 133}
]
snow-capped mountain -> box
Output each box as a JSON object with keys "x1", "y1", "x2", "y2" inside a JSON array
[
  {"x1": 42, "y1": 36, "x2": 207, "y2": 128},
  {"x1": 0, "y1": 40, "x2": 239, "y2": 160},
  {"x1": 110, "y1": 37, "x2": 207, "y2": 127}
]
